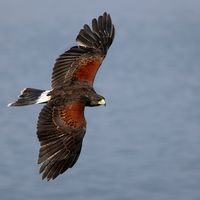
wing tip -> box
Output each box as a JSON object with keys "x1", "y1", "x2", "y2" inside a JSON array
[{"x1": 76, "y1": 12, "x2": 115, "y2": 54}]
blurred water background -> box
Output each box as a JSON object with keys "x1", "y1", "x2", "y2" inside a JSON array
[{"x1": 0, "y1": 0, "x2": 200, "y2": 199}]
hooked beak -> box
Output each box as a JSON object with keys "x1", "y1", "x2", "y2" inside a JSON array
[{"x1": 98, "y1": 99, "x2": 106, "y2": 106}]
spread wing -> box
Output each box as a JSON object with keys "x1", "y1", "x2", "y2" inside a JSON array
[
  {"x1": 51, "y1": 12, "x2": 115, "y2": 89},
  {"x1": 37, "y1": 102, "x2": 86, "y2": 181}
]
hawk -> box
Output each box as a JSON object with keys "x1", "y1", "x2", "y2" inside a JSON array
[{"x1": 8, "y1": 12, "x2": 115, "y2": 180}]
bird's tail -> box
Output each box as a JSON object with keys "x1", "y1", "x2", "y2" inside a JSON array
[{"x1": 8, "y1": 88, "x2": 51, "y2": 107}]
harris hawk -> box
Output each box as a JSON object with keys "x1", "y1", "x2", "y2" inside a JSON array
[{"x1": 8, "y1": 12, "x2": 115, "y2": 180}]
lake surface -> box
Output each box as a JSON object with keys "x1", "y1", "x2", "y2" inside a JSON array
[{"x1": 0, "y1": 0, "x2": 200, "y2": 199}]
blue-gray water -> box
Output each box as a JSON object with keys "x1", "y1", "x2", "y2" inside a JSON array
[{"x1": 1, "y1": 0, "x2": 200, "y2": 199}]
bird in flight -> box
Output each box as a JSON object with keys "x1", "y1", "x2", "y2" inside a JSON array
[{"x1": 8, "y1": 12, "x2": 115, "y2": 180}]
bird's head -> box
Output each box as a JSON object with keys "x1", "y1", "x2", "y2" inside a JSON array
[
  {"x1": 89, "y1": 96, "x2": 106, "y2": 107},
  {"x1": 82, "y1": 89, "x2": 106, "y2": 107},
  {"x1": 87, "y1": 95, "x2": 106, "y2": 107}
]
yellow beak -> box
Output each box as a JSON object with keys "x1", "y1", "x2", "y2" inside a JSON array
[{"x1": 98, "y1": 99, "x2": 106, "y2": 106}]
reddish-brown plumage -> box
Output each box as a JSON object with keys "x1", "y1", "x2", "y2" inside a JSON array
[
  {"x1": 58, "y1": 102, "x2": 86, "y2": 128},
  {"x1": 75, "y1": 56, "x2": 103, "y2": 86}
]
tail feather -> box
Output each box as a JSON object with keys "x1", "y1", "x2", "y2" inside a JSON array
[{"x1": 8, "y1": 88, "x2": 51, "y2": 107}]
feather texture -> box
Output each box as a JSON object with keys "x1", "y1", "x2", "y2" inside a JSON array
[
  {"x1": 37, "y1": 102, "x2": 86, "y2": 180},
  {"x1": 51, "y1": 12, "x2": 115, "y2": 89}
]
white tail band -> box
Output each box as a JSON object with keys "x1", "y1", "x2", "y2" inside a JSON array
[{"x1": 36, "y1": 90, "x2": 51, "y2": 104}]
